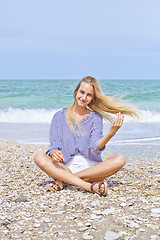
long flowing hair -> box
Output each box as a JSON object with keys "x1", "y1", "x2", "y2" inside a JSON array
[{"x1": 66, "y1": 76, "x2": 138, "y2": 132}]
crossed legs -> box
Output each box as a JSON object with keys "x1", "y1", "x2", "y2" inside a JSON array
[{"x1": 34, "y1": 153, "x2": 126, "y2": 194}]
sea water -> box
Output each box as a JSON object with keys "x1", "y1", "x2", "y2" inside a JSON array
[{"x1": 0, "y1": 79, "x2": 160, "y2": 145}]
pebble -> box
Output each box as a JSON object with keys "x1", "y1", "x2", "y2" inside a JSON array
[
  {"x1": 85, "y1": 222, "x2": 92, "y2": 227},
  {"x1": 150, "y1": 236, "x2": 158, "y2": 240},
  {"x1": 139, "y1": 228, "x2": 147, "y2": 232},
  {"x1": 120, "y1": 203, "x2": 126, "y2": 207},
  {"x1": 127, "y1": 221, "x2": 140, "y2": 228},
  {"x1": 151, "y1": 208, "x2": 160, "y2": 217},
  {"x1": 43, "y1": 217, "x2": 51, "y2": 223},
  {"x1": 104, "y1": 230, "x2": 120, "y2": 240},
  {"x1": 92, "y1": 210, "x2": 102, "y2": 215},
  {"x1": 34, "y1": 223, "x2": 41, "y2": 228},
  {"x1": 151, "y1": 213, "x2": 160, "y2": 218},
  {"x1": 90, "y1": 200, "x2": 100, "y2": 206},
  {"x1": 90, "y1": 214, "x2": 101, "y2": 220},
  {"x1": 102, "y1": 207, "x2": 116, "y2": 215},
  {"x1": 79, "y1": 227, "x2": 89, "y2": 232},
  {"x1": 1, "y1": 142, "x2": 160, "y2": 240},
  {"x1": 83, "y1": 232, "x2": 93, "y2": 240},
  {"x1": 11, "y1": 195, "x2": 28, "y2": 203}
]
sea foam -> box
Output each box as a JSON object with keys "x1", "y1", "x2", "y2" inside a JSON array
[
  {"x1": 0, "y1": 108, "x2": 57, "y2": 123},
  {"x1": 0, "y1": 108, "x2": 160, "y2": 123}
]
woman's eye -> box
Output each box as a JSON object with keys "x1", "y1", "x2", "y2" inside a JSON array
[{"x1": 80, "y1": 90, "x2": 84, "y2": 94}]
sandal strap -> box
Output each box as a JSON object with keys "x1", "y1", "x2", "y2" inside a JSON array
[
  {"x1": 54, "y1": 182, "x2": 62, "y2": 191},
  {"x1": 90, "y1": 182, "x2": 97, "y2": 192}
]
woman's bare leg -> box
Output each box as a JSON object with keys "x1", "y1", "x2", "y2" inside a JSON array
[
  {"x1": 48, "y1": 162, "x2": 72, "y2": 190},
  {"x1": 34, "y1": 153, "x2": 97, "y2": 193},
  {"x1": 37, "y1": 153, "x2": 73, "y2": 190},
  {"x1": 34, "y1": 153, "x2": 126, "y2": 194},
  {"x1": 75, "y1": 154, "x2": 126, "y2": 182}
]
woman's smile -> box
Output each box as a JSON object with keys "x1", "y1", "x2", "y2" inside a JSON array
[{"x1": 79, "y1": 99, "x2": 85, "y2": 103}]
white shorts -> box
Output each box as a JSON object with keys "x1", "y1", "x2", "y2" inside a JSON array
[{"x1": 65, "y1": 154, "x2": 98, "y2": 173}]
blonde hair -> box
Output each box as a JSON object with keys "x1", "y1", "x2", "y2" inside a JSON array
[{"x1": 66, "y1": 76, "x2": 138, "y2": 132}]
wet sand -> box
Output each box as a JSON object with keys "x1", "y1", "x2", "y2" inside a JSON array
[{"x1": 0, "y1": 141, "x2": 160, "y2": 240}]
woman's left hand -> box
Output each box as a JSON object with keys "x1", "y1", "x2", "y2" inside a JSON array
[
  {"x1": 97, "y1": 113, "x2": 124, "y2": 150},
  {"x1": 109, "y1": 112, "x2": 124, "y2": 135}
]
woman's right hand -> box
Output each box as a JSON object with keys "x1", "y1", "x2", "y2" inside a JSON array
[{"x1": 49, "y1": 150, "x2": 64, "y2": 162}]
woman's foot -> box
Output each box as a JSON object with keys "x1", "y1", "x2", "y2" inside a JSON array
[
  {"x1": 46, "y1": 180, "x2": 64, "y2": 191},
  {"x1": 90, "y1": 181, "x2": 108, "y2": 196}
]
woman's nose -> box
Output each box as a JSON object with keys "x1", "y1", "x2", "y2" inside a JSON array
[{"x1": 82, "y1": 94, "x2": 87, "y2": 100}]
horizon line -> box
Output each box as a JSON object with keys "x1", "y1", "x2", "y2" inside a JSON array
[{"x1": 1, "y1": 78, "x2": 160, "y2": 81}]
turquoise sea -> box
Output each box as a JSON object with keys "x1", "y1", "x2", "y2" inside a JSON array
[{"x1": 0, "y1": 79, "x2": 160, "y2": 145}]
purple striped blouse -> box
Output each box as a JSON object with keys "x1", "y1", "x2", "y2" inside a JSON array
[{"x1": 46, "y1": 108, "x2": 105, "y2": 164}]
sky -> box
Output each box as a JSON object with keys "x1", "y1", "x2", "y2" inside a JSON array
[{"x1": 0, "y1": 0, "x2": 160, "y2": 80}]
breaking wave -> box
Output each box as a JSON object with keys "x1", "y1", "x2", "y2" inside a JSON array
[{"x1": 0, "y1": 108, "x2": 160, "y2": 123}]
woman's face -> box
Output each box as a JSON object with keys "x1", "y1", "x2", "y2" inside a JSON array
[{"x1": 75, "y1": 82, "x2": 94, "y2": 108}]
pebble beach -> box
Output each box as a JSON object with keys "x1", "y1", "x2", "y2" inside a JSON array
[{"x1": 0, "y1": 141, "x2": 160, "y2": 240}]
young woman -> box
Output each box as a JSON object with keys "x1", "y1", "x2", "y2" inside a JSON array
[{"x1": 34, "y1": 76, "x2": 137, "y2": 196}]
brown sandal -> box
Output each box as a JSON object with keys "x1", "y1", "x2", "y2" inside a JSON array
[{"x1": 91, "y1": 181, "x2": 108, "y2": 196}]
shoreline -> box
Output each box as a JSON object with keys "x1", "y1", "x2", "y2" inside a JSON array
[
  {"x1": 0, "y1": 141, "x2": 160, "y2": 239},
  {"x1": 1, "y1": 140, "x2": 159, "y2": 162},
  {"x1": 1, "y1": 121, "x2": 160, "y2": 147}
]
